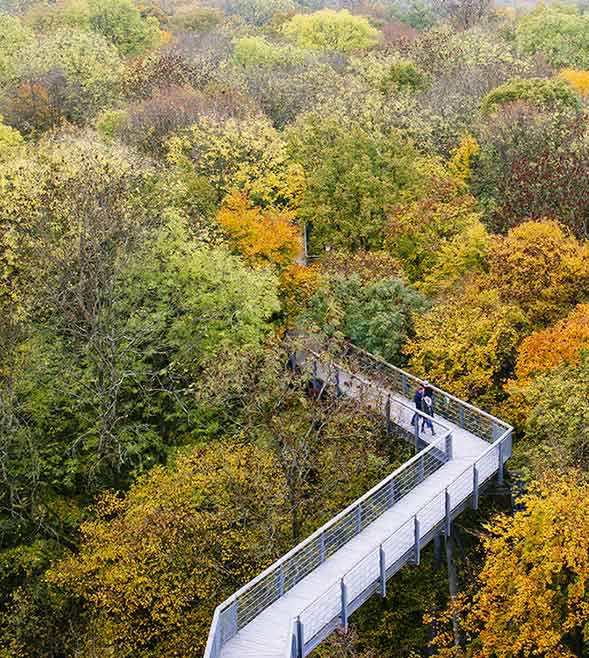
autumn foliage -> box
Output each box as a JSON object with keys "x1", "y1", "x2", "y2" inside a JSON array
[{"x1": 217, "y1": 191, "x2": 301, "y2": 268}]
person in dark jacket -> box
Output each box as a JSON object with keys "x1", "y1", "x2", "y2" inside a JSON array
[
  {"x1": 412, "y1": 383, "x2": 424, "y2": 428},
  {"x1": 421, "y1": 380, "x2": 435, "y2": 435}
]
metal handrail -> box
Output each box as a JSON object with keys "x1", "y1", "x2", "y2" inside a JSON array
[
  {"x1": 342, "y1": 342, "x2": 511, "y2": 431},
  {"x1": 204, "y1": 347, "x2": 513, "y2": 658},
  {"x1": 204, "y1": 432, "x2": 452, "y2": 656}
]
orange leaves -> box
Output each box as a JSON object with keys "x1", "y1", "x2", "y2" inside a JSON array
[
  {"x1": 559, "y1": 68, "x2": 589, "y2": 98},
  {"x1": 514, "y1": 304, "x2": 589, "y2": 382},
  {"x1": 217, "y1": 192, "x2": 301, "y2": 269}
]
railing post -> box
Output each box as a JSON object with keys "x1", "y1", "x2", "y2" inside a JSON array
[
  {"x1": 387, "y1": 478, "x2": 395, "y2": 508},
  {"x1": 414, "y1": 419, "x2": 420, "y2": 453},
  {"x1": 319, "y1": 531, "x2": 326, "y2": 563},
  {"x1": 445, "y1": 433, "x2": 453, "y2": 461},
  {"x1": 402, "y1": 373, "x2": 409, "y2": 397},
  {"x1": 277, "y1": 563, "x2": 285, "y2": 596},
  {"x1": 472, "y1": 465, "x2": 479, "y2": 510},
  {"x1": 296, "y1": 617, "x2": 304, "y2": 658},
  {"x1": 379, "y1": 545, "x2": 387, "y2": 597},
  {"x1": 335, "y1": 366, "x2": 341, "y2": 397},
  {"x1": 340, "y1": 579, "x2": 348, "y2": 631},
  {"x1": 414, "y1": 517, "x2": 420, "y2": 566},
  {"x1": 445, "y1": 489, "x2": 451, "y2": 537},
  {"x1": 459, "y1": 404, "x2": 465, "y2": 428},
  {"x1": 355, "y1": 504, "x2": 362, "y2": 534},
  {"x1": 497, "y1": 441, "x2": 504, "y2": 485},
  {"x1": 223, "y1": 600, "x2": 238, "y2": 641},
  {"x1": 385, "y1": 393, "x2": 392, "y2": 436},
  {"x1": 418, "y1": 454, "x2": 424, "y2": 482}
]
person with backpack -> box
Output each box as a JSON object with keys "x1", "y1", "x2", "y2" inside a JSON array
[{"x1": 412, "y1": 382, "x2": 424, "y2": 428}]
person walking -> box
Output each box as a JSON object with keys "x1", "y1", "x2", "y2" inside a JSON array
[
  {"x1": 421, "y1": 380, "x2": 435, "y2": 435},
  {"x1": 412, "y1": 382, "x2": 424, "y2": 428}
]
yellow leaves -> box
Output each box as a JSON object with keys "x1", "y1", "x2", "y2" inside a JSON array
[
  {"x1": 217, "y1": 192, "x2": 301, "y2": 269},
  {"x1": 457, "y1": 477, "x2": 589, "y2": 658},
  {"x1": 487, "y1": 219, "x2": 589, "y2": 327},
  {"x1": 47, "y1": 443, "x2": 290, "y2": 657},
  {"x1": 166, "y1": 116, "x2": 304, "y2": 208},
  {"x1": 404, "y1": 283, "x2": 527, "y2": 405},
  {"x1": 559, "y1": 67, "x2": 589, "y2": 97},
  {"x1": 448, "y1": 133, "x2": 480, "y2": 187}
]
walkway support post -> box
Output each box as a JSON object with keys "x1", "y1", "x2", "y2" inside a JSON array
[
  {"x1": 340, "y1": 579, "x2": 348, "y2": 632},
  {"x1": 472, "y1": 466, "x2": 479, "y2": 510},
  {"x1": 296, "y1": 617, "x2": 304, "y2": 658},
  {"x1": 335, "y1": 366, "x2": 341, "y2": 397},
  {"x1": 379, "y1": 545, "x2": 387, "y2": 597},
  {"x1": 445, "y1": 489, "x2": 451, "y2": 537},
  {"x1": 498, "y1": 441, "x2": 504, "y2": 486},
  {"x1": 385, "y1": 394, "x2": 392, "y2": 436},
  {"x1": 414, "y1": 517, "x2": 421, "y2": 566}
]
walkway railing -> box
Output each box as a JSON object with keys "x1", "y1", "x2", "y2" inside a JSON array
[
  {"x1": 204, "y1": 436, "x2": 452, "y2": 658},
  {"x1": 204, "y1": 346, "x2": 512, "y2": 658}
]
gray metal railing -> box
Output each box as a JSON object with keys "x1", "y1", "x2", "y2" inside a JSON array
[
  {"x1": 204, "y1": 436, "x2": 452, "y2": 658},
  {"x1": 340, "y1": 343, "x2": 511, "y2": 447},
  {"x1": 204, "y1": 346, "x2": 512, "y2": 658}
]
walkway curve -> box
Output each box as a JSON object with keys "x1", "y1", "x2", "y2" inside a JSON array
[{"x1": 204, "y1": 344, "x2": 512, "y2": 658}]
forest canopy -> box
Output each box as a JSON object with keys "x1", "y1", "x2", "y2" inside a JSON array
[{"x1": 2, "y1": 0, "x2": 589, "y2": 656}]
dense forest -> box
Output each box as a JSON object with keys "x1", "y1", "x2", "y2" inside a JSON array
[{"x1": 2, "y1": 0, "x2": 589, "y2": 655}]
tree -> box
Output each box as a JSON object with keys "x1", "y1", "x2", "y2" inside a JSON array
[
  {"x1": 24, "y1": 0, "x2": 162, "y2": 56},
  {"x1": 449, "y1": 478, "x2": 589, "y2": 658},
  {"x1": 86, "y1": 0, "x2": 161, "y2": 56},
  {"x1": 0, "y1": 115, "x2": 23, "y2": 161},
  {"x1": 433, "y1": 0, "x2": 492, "y2": 30},
  {"x1": 404, "y1": 284, "x2": 526, "y2": 406},
  {"x1": 480, "y1": 77, "x2": 580, "y2": 115},
  {"x1": 513, "y1": 303, "x2": 589, "y2": 383},
  {"x1": 473, "y1": 107, "x2": 589, "y2": 237},
  {"x1": 217, "y1": 191, "x2": 301, "y2": 269},
  {"x1": 167, "y1": 116, "x2": 304, "y2": 207},
  {"x1": 233, "y1": 36, "x2": 305, "y2": 68},
  {"x1": 288, "y1": 115, "x2": 419, "y2": 251},
  {"x1": 386, "y1": 166, "x2": 482, "y2": 282},
  {"x1": 0, "y1": 12, "x2": 32, "y2": 85},
  {"x1": 515, "y1": 3, "x2": 589, "y2": 69},
  {"x1": 226, "y1": 0, "x2": 295, "y2": 26},
  {"x1": 47, "y1": 443, "x2": 290, "y2": 657},
  {"x1": 302, "y1": 273, "x2": 425, "y2": 364},
  {"x1": 418, "y1": 219, "x2": 491, "y2": 296},
  {"x1": 559, "y1": 68, "x2": 589, "y2": 98},
  {"x1": 282, "y1": 10, "x2": 380, "y2": 53},
  {"x1": 486, "y1": 220, "x2": 589, "y2": 327},
  {"x1": 1, "y1": 29, "x2": 122, "y2": 133}
]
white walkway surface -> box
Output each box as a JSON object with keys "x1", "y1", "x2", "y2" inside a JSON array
[{"x1": 207, "y1": 352, "x2": 511, "y2": 658}]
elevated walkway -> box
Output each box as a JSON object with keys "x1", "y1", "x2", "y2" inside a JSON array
[{"x1": 205, "y1": 345, "x2": 512, "y2": 658}]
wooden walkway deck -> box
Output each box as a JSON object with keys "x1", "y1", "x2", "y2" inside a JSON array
[{"x1": 205, "y1": 348, "x2": 512, "y2": 658}]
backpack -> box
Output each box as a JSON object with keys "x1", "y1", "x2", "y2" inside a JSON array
[{"x1": 423, "y1": 396, "x2": 433, "y2": 411}]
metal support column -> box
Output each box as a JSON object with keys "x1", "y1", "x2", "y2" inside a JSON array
[
  {"x1": 296, "y1": 617, "x2": 304, "y2": 658},
  {"x1": 445, "y1": 489, "x2": 451, "y2": 537},
  {"x1": 379, "y1": 545, "x2": 387, "y2": 597},
  {"x1": 472, "y1": 465, "x2": 479, "y2": 510},
  {"x1": 414, "y1": 517, "x2": 421, "y2": 566},
  {"x1": 340, "y1": 579, "x2": 348, "y2": 631}
]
